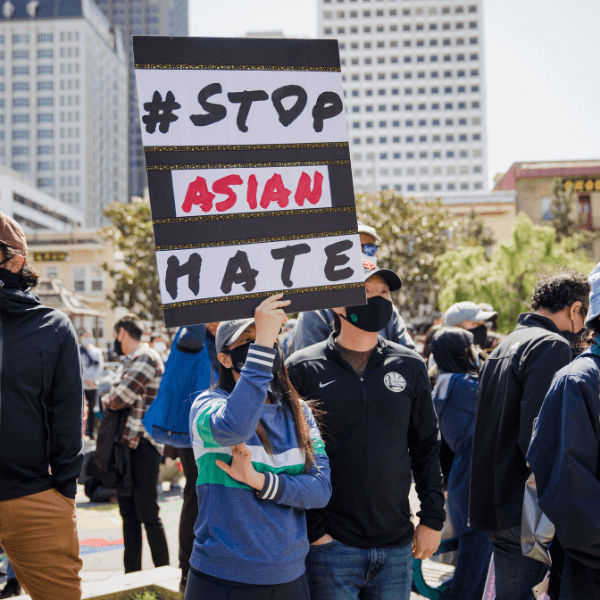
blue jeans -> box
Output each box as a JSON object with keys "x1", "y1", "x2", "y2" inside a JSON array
[
  {"x1": 305, "y1": 538, "x2": 413, "y2": 600},
  {"x1": 489, "y1": 525, "x2": 548, "y2": 600},
  {"x1": 441, "y1": 529, "x2": 493, "y2": 600},
  {"x1": 6, "y1": 557, "x2": 15, "y2": 580}
]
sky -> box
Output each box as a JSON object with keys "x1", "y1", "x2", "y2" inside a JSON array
[{"x1": 189, "y1": 0, "x2": 600, "y2": 189}]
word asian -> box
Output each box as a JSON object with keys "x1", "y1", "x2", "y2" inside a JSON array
[{"x1": 172, "y1": 166, "x2": 331, "y2": 218}]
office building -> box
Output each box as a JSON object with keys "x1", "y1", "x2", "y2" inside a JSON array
[
  {"x1": 94, "y1": 0, "x2": 188, "y2": 199},
  {"x1": 0, "y1": 162, "x2": 83, "y2": 230},
  {"x1": 318, "y1": 0, "x2": 488, "y2": 194},
  {"x1": 0, "y1": 0, "x2": 129, "y2": 227}
]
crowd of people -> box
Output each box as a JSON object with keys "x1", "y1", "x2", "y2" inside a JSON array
[{"x1": 0, "y1": 210, "x2": 599, "y2": 600}]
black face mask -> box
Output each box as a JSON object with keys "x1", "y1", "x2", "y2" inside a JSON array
[
  {"x1": 340, "y1": 295, "x2": 393, "y2": 333},
  {"x1": 114, "y1": 339, "x2": 124, "y2": 356},
  {"x1": 229, "y1": 342, "x2": 283, "y2": 375},
  {"x1": 469, "y1": 324, "x2": 488, "y2": 348},
  {"x1": 0, "y1": 265, "x2": 20, "y2": 289}
]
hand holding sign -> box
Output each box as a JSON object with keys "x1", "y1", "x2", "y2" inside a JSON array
[{"x1": 255, "y1": 293, "x2": 290, "y2": 348}]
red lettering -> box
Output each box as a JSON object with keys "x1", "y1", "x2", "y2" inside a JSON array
[
  {"x1": 213, "y1": 174, "x2": 243, "y2": 212},
  {"x1": 182, "y1": 176, "x2": 215, "y2": 213},
  {"x1": 260, "y1": 173, "x2": 291, "y2": 209},
  {"x1": 246, "y1": 174, "x2": 258, "y2": 209},
  {"x1": 294, "y1": 171, "x2": 324, "y2": 206}
]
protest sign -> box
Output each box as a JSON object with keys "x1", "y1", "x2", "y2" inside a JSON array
[{"x1": 133, "y1": 36, "x2": 365, "y2": 327}]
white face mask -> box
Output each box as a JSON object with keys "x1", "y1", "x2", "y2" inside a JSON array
[
  {"x1": 80, "y1": 338, "x2": 92, "y2": 347},
  {"x1": 153, "y1": 342, "x2": 166, "y2": 353}
]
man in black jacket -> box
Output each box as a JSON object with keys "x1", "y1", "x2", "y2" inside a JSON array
[
  {"x1": 287, "y1": 260, "x2": 444, "y2": 600},
  {"x1": 469, "y1": 270, "x2": 589, "y2": 600},
  {"x1": 0, "y1": 213, "x2": 84, "y2": 600}
]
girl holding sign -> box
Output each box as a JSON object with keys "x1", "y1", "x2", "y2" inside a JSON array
[{"x1": 185, "y1": 294, "x2": 331, "y2": 600}]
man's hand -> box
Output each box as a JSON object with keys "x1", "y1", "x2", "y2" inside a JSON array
[
  {"x1": 101, "y1": 396, "x2": 111, "y2": 410},
  {"x1": 215, "y1": 443, "x2": 265, "y2": 491},
  {"x1": 84, "y1": 378, "x2": 95, "y2": 389},
  {"x1": 412, "y1": 524, "x2": 441, "y2": 560},
  {"x1": 310, "y1": 533, "x2": 334, "y2": 546}
]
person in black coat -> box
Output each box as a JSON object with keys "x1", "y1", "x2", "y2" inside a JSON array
[
  {"x1": 469, "y1": 270, "x2": 589, "y2": 600},
  {"x1": 528, "y1": 262, "x2": 600, "y2": 600}
]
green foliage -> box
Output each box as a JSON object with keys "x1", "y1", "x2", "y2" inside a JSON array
[
  {"x1": 100, "y1": 198, "x2": 162, "y2": 324},
  {"x1": 356, "y1": 191, "x2": 488, "y2": 317},
  {"x1": 436, "y1": 213, "x2": 596, "y2": 333},
  {"x1": 124, "y1": 593, "x2": 158, "y2": 600}
]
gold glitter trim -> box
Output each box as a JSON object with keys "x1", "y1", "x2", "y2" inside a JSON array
[
  {"x1": 147, "y1": 159, "x2": 351, "y2": 171},
  {"x1": 155, "y1": 229, "x2": 358, "y2": 251},
  {"x1": 144, "y1": 142, "x2": 349, "y2": 153},
  {"x1": 153, "y1": 206, "x2": 356, "y2": 225},
  {"x1": 162, "y1": 282, "x2": 364, "y2": 311},
  {"x1": 135, "y1": 63, "x2": 340, "y2": 72}
]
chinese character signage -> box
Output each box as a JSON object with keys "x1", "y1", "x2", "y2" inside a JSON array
[
  {"x1": 133, "y1": 36, "x2": 365, "y2": 327},
  {"x1": 33, "y1": 251, "x2": 68, "y2": 262},
  {"x1": 564, "y1": 178, "x2": 600, "y2": 193}
]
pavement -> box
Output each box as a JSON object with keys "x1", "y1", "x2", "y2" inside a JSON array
[{"x1": 1, "y1": 482, "x2": 453, "y2": 599}]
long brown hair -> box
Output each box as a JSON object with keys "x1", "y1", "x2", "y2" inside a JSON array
[{"x1": 215, "y1": 356, "x2": 315, "y2": 472}]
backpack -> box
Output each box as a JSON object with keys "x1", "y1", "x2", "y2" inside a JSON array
[{"x1": 142, "y1": 327, "x2": 212, "y2": 447}]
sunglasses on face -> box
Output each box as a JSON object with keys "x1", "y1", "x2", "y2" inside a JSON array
[{"x1": 361, "y1": 243, "x2": 378, "y2": 257}]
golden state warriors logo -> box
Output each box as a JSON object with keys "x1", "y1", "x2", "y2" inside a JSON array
[{"x1": 384, "y1": 372, "x2": 406, "y2": 393}]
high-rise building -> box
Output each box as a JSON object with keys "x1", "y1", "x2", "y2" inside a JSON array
[
  {"x1": 318, "y1": 0, "x2": 488, "y2": 194},
  {"x1": 0, "y1": 0, "x2": 129, "y2": 227},
  {"x1": 94, "y1": 0, "x2": 188, "y2": 200}
]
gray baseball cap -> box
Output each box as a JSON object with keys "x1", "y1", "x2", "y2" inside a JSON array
[
  {"x1": 444, "y1": 301, "x2": 497, "y2": 327},
  {"x1": 215, "y1": 318, "x2": 255, "y2": 354}
]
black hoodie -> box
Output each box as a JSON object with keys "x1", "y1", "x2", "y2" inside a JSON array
[{"x1": 0, "y1": 284, "x2": 84, "y2": 501}]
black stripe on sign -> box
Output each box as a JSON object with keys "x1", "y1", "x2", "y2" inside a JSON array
[
  {"x1": 143, "y1": 144, "x2": 351, "y2": 168},
  {"x1": 132, "y1": 37, "x2": 341, "y2": 70},
  {"x1": 152, "y1": 208, "x2": 359, "y2": 247},
  {"x1": 161, "y1": 285, "x2": 367, "y2": 328}
]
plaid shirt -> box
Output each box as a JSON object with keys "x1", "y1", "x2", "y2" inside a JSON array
[{"x1": 106, "y1": 343, "x2": 164, "y2": 450}]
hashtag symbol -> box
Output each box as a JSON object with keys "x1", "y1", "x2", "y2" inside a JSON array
[{"x1": 142, "y1": 90, "x2": 181, "y2": 134}]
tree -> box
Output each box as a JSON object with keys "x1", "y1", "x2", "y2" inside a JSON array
[
  {"x1": 550, "y1": 178, "x2": 598, "y2": 255},
  {"x1": 550, "y1": 179, "x2": 579, "y2": 242},
  {"x1": 100, "y1": 197, "x2": 162, "y2": 324},
  {"x1": 356, "y1": 191, "x2": 483, "y2": 318},
  {"x1": 436, "y1": 213, "x2": 596, "y2": 333}
]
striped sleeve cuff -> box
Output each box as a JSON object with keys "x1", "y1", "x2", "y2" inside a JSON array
[
  {"x1": 245, "y1": 344, "x2": 277, "y2": 373},
  {"x1": 256, "y1": 471, "x2": 285, "y2": 502}
]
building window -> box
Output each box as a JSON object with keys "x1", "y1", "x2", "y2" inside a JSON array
[
  {"x1": 38, "y1": 33, "x2": 53, "y2": 43},
  {"x1": 13, "y1": 34, "x2": 29, "y2": 44},
  {"x1": 38, "y1": 65, "x2": 53, "y2": 75},
  {"x1": 13, "y1": 98, "x2": 29, "y2": 108},
  {"x1": 38, "y1": 81, "x2": 53, "y2": 91},
  {"x1": 38, "y1": 49, "x2": 53, "y2": 59},
  {"x1": 38, "y1": 130, "x2": 54, "y2": 139},
  {"x1": 13, "y1": 66, "x2": 29, "y2": 76},
  {"x1": 12, "y1": 162, "x2": 29, "y2": 172},
  {"x1": 13, "y1": 82, "x2": 29, "y2": 92}
]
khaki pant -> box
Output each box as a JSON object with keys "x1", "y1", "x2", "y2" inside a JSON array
[{"x1": 0, "y1": 488, "x2": 82, "y2": 600}]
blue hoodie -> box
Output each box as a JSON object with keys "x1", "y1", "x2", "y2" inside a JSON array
[{"x1": 189, "y1": 343, "x2": 331, "y2": 585}]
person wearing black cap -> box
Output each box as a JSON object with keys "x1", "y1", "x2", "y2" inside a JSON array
[
  {"x1": 288, "y1": 222, "x2": 415, "y2": 355},
  {"x1": 287, "y1": 260, "x2": 444, "y2": 600},
  {"x1": 0, "y1": 212, "x2": 84, "y2": 600}
]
